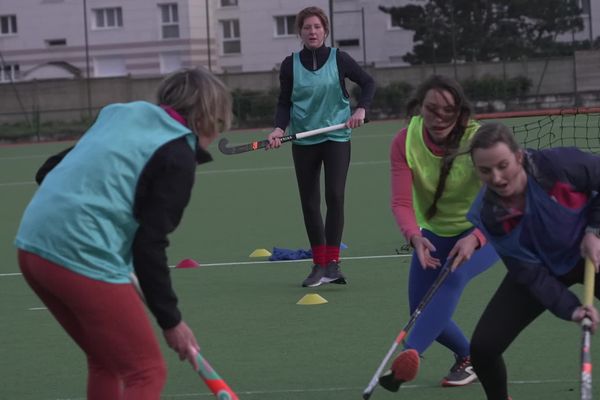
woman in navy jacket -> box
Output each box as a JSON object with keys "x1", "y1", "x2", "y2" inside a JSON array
[{"x1": 467, "y1": 122, "x2": 600, "y2": 400}]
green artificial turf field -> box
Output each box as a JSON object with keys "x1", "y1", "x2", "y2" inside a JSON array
[{"x1": 0, "y1": 117, "x2": 597, "y2": 399}]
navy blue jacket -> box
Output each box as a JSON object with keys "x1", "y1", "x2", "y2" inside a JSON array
[{"x1": 478, "y1": 147, "x2": 600, "y2": 320}]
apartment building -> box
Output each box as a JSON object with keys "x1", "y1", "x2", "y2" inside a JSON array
[
  {"x1": 0, "y1": 0, "x2": 217, "y2": 81},
  {"x1": 214, "y1": 0, "x2": 414, "y2": 72},
  {"x1": 0, "y1": 0, "x2": 417, "y2": 81},
  {"x1": 0, "y1": 0, "x2": 598, "y2": 82}
]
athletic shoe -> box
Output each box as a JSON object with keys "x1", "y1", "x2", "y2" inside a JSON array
[
  {"x1": 441, "y1": 354, "x2": 477, "y2": 387},
  {"x1": 322, "y1": 261, "x2": 347, "y2": 284},
  {"x1": 301, "y1": 265, "x2": 326, "y2": 287},
  {"x1": 378, "y1": 349, "x2": 420, "y2": 392}
]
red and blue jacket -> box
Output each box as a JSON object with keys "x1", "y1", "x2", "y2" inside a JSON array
[{"x1": 468, "y1": 147, "x2": 600, "y2": 320}]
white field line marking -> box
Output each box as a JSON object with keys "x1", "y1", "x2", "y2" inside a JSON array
[
  {"x1": 0, "y1": 160, "x2": 388, "y2": 187},
  {"x1": 197, "y1": 160, "x2": 387, "y2": 175},
  {"x1": 0, "y1": 155, "x2": 51, "y2": 160},
  {"x1": 189, "y1": 253, "x2": 409, "y2": 268},
  {"x1": 53, "y1": 379, "x2": 581, "y2": 400},
  {"x1": 0, "y1": 180, "x2": 35, "y2": 187},
  {"x1": 0, "y1": 132, "x2": 398, "y2": 162},
  {"x1": 20, "y1": 254, "x2": 409, "y2": 310},
  {"x1": 2, "y1": 254, "x2": 411, "y2": 278}
]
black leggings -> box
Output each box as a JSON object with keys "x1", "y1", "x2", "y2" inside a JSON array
[
  {"x1": 292, "y1": 141, "x2": 351, "y2": 247},
  {"x1": 471, "y1": 260, "x2": 600, "y2": 400}
]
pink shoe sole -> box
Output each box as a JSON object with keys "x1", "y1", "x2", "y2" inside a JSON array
[{"x1": 391, "y1": 349, "x2": 420, "y2": 381}]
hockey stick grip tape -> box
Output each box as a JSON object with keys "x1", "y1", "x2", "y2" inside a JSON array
[{"x1": 584, "y1": 258, "x2": 595, "y2": 307}]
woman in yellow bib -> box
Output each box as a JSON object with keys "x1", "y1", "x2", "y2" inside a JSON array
[{"x1": 380, "y1": 75, "x2": 499, "y2": 391}]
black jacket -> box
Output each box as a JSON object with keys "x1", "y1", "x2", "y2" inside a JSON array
[
  {"x1": 274, "y1": 45, "x2": 376, "y2": 130},
  {"x1": 36, "y1": 136, "x2": 212, "y2": 330}
]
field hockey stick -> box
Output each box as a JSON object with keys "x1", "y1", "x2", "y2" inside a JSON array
[
  {"x1": 580, "y1": 258, "x2": 595, "y2": 400},
  {"x1": 191, "y1": 348, "x2": 239, "y2": 400},
  {"x1": 362, "y1": 259, "x2": 453, "y2": 400},
  {"x1": 130, "y1": 273, "x2": 239, "y2": 399},
  {"x1": 218, "y1": 120, "x2": 368, "y2": 155},
  {"x1": 218, "y1": 123, "x2": 345, "y2": 155}
]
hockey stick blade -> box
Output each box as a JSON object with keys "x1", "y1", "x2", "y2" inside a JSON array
[
  {"x1": 218, "y1": 137, "x2": 270, "y2": 154},
  {"x1": 192, "y1": 349, "x2": 239, "y2": 400},
  {"x1": 362, "y1": 260, "x2": 452, "y2": 399},
  {"x1": 131, "y1": 276, "x2": 238, "y2": 399}
]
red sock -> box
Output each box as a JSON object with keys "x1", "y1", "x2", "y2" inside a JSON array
[
  {"x1": 325, "y1": 245, "x2": 340, "y2": 264},
  {"x1": 311, "y1": 245, "x2": 327, "y2": 267}
]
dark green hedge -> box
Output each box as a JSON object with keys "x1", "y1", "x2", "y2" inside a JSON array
[
  {"x1": 461, "y1": 75, "x2": 532, "y2": 101},
  {"x1": 1, "y1": 75, "x2": 533, "y2": 140},
  {"x1": 213, "y1": 76, "x2": 532, "y2": 125}
]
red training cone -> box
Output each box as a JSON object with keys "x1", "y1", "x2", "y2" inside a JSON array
[{"x1": 176, "y1": 259, "x2": 200, "y2": 269}]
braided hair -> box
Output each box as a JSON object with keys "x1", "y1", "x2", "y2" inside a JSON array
[{"x1": 406, "y1": 75, "x2": 473, "y2": 220}]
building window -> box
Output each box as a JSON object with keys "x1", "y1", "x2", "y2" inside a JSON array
[
  {"x1": 220, "y1": 19, "x2": 240, "y2": 54},
  {"x1": 93, "y1": 8, "x2": 123, "y2": 29},
  {"x1": 337, "y1": 39, "x2": 359, "y2": 47},
  {"x1": 0, "y1": 63, "x2": 20, "y2": 83},
  {"x1": 159, "y1": 4, "x2": 179, "y2": 39},
  {"x1": 390, "y1": 13, "x2": 402, "y2": 29},
  {"x1": 275, "y1": 15, "x2": 295, "y2": 36},
  {"x1": 94, "y1": 56, "x2": 126, "y2": 77},
  {"x1": 0, "y1": 15, "x2": 17, "y2": 35},
  {"x1": 220, "y1": 0, "x2": 238, "y2": 7},
  {"x1": 46, "y1": 38, "x2": 67, "y2": 47},
  {"x1": 160, "y1": 52, "x2": 182, "y2": 74},
  {"x1": 581, "y1": 0, "x2": 591, "y2": 14}
]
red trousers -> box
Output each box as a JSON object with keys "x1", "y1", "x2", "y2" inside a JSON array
[{"x1": 18, "y1": 250, "x2": 167, "y2": 400}]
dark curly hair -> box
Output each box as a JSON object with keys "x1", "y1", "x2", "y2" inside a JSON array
[{"x1": 406, "y1": 75, "x2": 473, "y2": 220}]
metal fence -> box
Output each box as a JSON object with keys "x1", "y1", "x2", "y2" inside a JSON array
[{"x1": 1, "y1": 50, "x2": 600, "y2": 141}]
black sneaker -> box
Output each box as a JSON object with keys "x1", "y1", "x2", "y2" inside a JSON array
[
  {"x1": 302, "y1": 265, "x2": 326, "y2": 287},
  {"x1": 441, "y1": 354, "x2": 477, "y2": 387},
  {"x1": 379, "y1": 349, "x2": 420, "y2": 392},
  {"x1": 322, "y1": 261, "x2": 347, "y2": 284}
]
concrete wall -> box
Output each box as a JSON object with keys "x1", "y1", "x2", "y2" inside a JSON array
[
  {"x1": 1, "y1": 50, "x2": 599, "y2": 125},
  {"x1": 576, "y1": 50, "x2": 600, "y2": 92}
]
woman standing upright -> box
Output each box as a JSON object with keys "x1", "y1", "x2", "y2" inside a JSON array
[
  {"x1": 381, "y1": 75, "x2": 498, "y2": 391},
  {"x1": 266, "y1": 6, "x2": 375, "y2": 287}
]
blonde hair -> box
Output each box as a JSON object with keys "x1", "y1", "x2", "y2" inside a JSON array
[{"x1": 156, "y1": 67, "x2": 232, "y2": 137}]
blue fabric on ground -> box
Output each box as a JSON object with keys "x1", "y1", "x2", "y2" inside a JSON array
[{"x1": 269, "y1": 247, "x2": 312, "y2": 261}]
